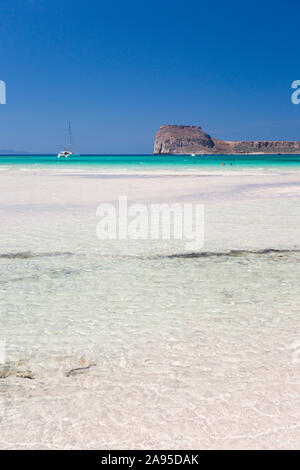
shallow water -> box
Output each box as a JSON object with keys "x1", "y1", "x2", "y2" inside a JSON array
[
  {"x1": 1, "y1": 161, "x2": 300, "y2": 449},
  {"x1": 1, "y1": 153, "x2": 300, "y2": 171}
]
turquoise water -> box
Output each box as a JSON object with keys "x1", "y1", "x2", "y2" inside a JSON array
[{"x1": 1, "y1": 154, "x2": 300, "y2": 168}]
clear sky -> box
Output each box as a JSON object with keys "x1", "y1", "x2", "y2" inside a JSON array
[{"x1": 0, "y1": 0, "x2": 300, "y2": 153}]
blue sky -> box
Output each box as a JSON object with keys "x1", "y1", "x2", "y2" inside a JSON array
[{"x1": 0, "y1": 0, "x2": 300, "y2": 153}]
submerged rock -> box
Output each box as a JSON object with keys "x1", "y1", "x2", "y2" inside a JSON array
[
  {"x1": 65, "y1": 363, "x2": 96, "y2": 377},
  {"x1": 0, "y1": 366, "x2": 13, "y2": 379},
  {"x1": 0, "y1": 363, "x2": 34, "y2": 380}
]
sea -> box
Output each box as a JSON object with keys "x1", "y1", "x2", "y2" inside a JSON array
[{"x1": 1, "y1": 153, "x2": 300, "y2": 169}]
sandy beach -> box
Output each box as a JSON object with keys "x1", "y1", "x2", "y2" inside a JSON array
[{"x1": 1, "y1": 164, "x2": 300, "y2": 449}]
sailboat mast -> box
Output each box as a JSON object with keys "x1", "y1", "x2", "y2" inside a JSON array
[{"x1": 68, "y1": 121, "x2": 72, "y2": 150}]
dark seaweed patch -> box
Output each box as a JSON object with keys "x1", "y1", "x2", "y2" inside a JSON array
[
  {"x1": 164, "y1": 249, "x2": 300, "y2": 259},
  {"x1": 0, "y1": 252, "x2": 73, "y2": 259}
]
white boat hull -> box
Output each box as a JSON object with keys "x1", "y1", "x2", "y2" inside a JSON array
[{"x1": 57, "y1": 150, "x2": 73, "y2": 158}]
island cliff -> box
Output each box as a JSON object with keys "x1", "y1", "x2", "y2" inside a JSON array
[{"x1": 154, "y1": 125, "x2": 300, "y2": 155}]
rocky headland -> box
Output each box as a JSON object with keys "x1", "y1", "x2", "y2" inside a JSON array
[{"x1": 154, "y1": 125, "x2": 300, "y2": 154}]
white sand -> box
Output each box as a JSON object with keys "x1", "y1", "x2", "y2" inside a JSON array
[{"x1": 1, "y1": 166, "x2": 300, "y2": 449}]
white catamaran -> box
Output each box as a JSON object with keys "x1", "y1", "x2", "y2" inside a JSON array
[{"x1": 57, "y1": 121, "x2": 75, "y2": 158}]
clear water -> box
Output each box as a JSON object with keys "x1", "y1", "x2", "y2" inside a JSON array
[
  {"x1": 1, "y1": 160, "x2": 300, "y2": 449},
  {"x1": 1, "y1": 153, "x2": 300, "y2": 169}
]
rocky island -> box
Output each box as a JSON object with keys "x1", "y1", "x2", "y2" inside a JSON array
[{"x1": 154, "y1": 125, "x2": 300, "y2": 155}]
